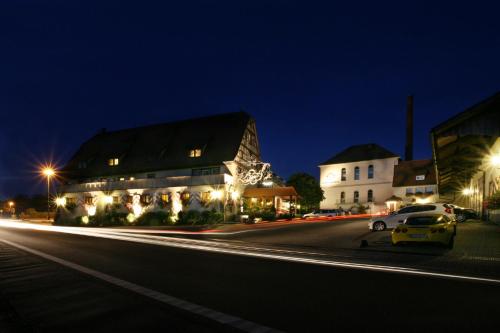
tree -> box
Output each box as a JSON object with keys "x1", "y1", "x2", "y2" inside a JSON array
[{"x1": 286, "y1": 173, "x2": 325, "y2": 213}]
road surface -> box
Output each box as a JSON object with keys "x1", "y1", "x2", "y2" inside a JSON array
[{"x1": 0, "y1": 220, "x2": 499, "y2": 332}]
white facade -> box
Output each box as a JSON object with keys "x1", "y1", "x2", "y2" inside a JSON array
[{"x1": 320, "y1": 157, "x2": 399, "y2": 213}]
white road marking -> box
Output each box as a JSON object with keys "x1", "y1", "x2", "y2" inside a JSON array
[
  {"x1": 0, "y1": 239, "x2": 278, "y2": 333},
  {"x1": 1, "y1": 220, "x2": 500, "y2": 285}
]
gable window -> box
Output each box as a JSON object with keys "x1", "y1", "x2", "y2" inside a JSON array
[
  {"x1": 354, "y1": 166, "x2": 360, "y2": 180},
  {"x1": 368, "y1": 165, "x2": 374, "y2": 179},
  {"x1": 340, "y1": 191, "x2": 345, "y2": 204},
  {"x1": 367, "y1": 189, "x2": 373, "y2": 202},
  {"x1": 353, "y1": 191, "x2": 359, "y2": 203},
  {"x1": 341, "y1": 168, "x2": 346, "y2": 181},
  {"x1": 108, "y1": 158, "x2": 119, "y2": 166},
  {"x1": 189, "y1": 149, "x2": 202, "y2": 158}
]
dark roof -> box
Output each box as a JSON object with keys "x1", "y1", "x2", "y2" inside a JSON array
[
  {"x1": 243, "y1": 187, "x2": 298, "y2": 198},
  {"x1": 392, "y1": 159, "x2": 437, "y2": 187},
  {"x1": 320, "y1": 144, "x2": 399, "y2": 165},
  {"x1": 431, "y1": 91, "x2": 500, "y2": 135},
  {"x1": 63, "y1": 112, "x2": 252, "y2": 179}
]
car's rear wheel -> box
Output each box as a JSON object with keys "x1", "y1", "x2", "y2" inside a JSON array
[
  {"x1": 373, "y1": 221, "x2": 386, "y2": 231},
  {"x1": 456, "y1": 214, "x2": 466, "y2": 223}
]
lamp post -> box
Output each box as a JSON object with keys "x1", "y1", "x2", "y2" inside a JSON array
[{"x1": 42, "y1": 167, "x2": 55, "y2": 221}]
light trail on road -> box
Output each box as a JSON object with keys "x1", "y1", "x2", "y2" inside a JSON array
[{"x1": 1, "y1": 219, "x2": 500, "y2": 285}]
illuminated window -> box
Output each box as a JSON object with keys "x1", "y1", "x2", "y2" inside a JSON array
[
  {"x1": 141, "y1": 194, "x2": 152, "y2": 204},
  {"x1": 189, "y1": 149, "x2": 202, "y2": 158},
  {"x1": 340, "y1": 191, "x2": 345, "y2": 204},
  {"x1": 66, "y1": 197, "x2": 76, "y2": 205},
  {"x1": 354, "y1": 166, "x2": 360, "y2": 180},
  {"x1": 368, "y1": 165, "x2": 374, "y2": 179},
  {"x1": 108, "y1": 158, "x2": 119, "y2": 166},
  {"x1": 84, "y1": 196, "x2": 94, "y2": 205},
  {"x1": 161, "y1": 194, "x2": 169, "y2": 203},
  {"x1": 341, "y1": 168, "x2": 346, "y2": 181},
  {"x1": 113, "y1": 196, "x2": 119, "y2": 204},
  {"x1": 353, "y1": 191, "x2": 359, "y2": 203},
  {"x1": 367, "y1": 190, "x2": 373, "y2": 202},
  {"x1": 181, "y1": 192, "x2": 190, "y2": 200},
  {"x1": 200, "y1": 192, "x2": 211, "y2": 204}
]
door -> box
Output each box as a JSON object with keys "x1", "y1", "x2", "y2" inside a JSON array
[{"x1": 385, "y1": 206, "x2": 415, "y2": 228}]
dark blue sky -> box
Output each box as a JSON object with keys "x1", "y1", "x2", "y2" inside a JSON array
[{"x1": 1, "y1": 0, "x2": 499, "y2": 198}]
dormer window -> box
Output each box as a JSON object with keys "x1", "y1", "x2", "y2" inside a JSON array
[
  {"x1": 108, "y1": 158, "x2": 119, "y2": 166},
  {"x1": 189, "y1": 149, "x2": 202, "y2": 158}
]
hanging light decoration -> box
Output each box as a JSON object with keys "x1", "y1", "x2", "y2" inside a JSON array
[{"x1": 237, "y1": 159, "x2": 273, "y2": 185}]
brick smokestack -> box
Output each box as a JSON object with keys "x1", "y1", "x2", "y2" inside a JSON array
[{"x1": 405, "y1": 95, "x2": 414, "y2": 161}]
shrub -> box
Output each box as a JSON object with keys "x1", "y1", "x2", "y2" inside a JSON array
[
  {"x1": 201, "y1": 209, "x2": 223, "y2": 224},
  {"x1": 277, "y1": 213, "x2": 294, "y2": 220},
  {"x1": 135, "y1": 211, "x2": 171, "y2": 226},
  {"x1": 177, "y1": 210, "x2": 202, "y2": 225},
  {"x1": 488, "y1": 191, "x2": 500, "y2": 210}
]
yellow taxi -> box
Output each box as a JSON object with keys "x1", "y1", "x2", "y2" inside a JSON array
[{"x1": 391, "y1": 214, "x2": 456, "y2": 248}]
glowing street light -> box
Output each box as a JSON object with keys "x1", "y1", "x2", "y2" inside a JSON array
[{"x1": 41, "y1": 166, "x2": 56, "y2": 221}]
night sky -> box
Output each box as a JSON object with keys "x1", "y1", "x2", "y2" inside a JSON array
[{"x1": 1, "y1": 0, "x2": 499, "y2": 199}]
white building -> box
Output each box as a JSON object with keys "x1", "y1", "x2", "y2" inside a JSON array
[
  {"x1": 319, "y1": 144, "x2": 399, "y2": 213},
  {"x1": 57, "y1": 112, "x2": 263, "y2": 221}
]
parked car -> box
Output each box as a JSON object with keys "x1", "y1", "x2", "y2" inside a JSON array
[
  {"x1": 454, "y1": 207, "x2": 478, "y2": 222},
  {"x1": 303, "y1": 209, "x2": 340, "y2": 218},
  {"x1": 391, "y1": 213, "x2": 456, "y2": 248},
  {"x1": 369, "y1": 203, "x2": 455, "y2": 231}
]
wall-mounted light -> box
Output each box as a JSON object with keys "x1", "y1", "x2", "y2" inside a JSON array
[
  {"x1": 55, "y1": 197, "x2": 67, "y2": 207},
  {"x1": 490, "y1": 154, "x2": 500, "y2": 168},
  {"x1": 210, "y1": 190, "x2": 223, "y2": 201},
  {"x1": 103, "y1": 196, "x2": 113, "y2": 204}
]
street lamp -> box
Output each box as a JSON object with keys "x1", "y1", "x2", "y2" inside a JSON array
[{"x1": 42, "y1": 167, "x2": 56, "y2": 221}]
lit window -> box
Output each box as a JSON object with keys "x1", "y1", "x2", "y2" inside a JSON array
[
  {"x1": 113, "y1": 196, "x2": 119, "y2": 204},
  {"x1": 354, "y1": 166, "x2": 360, "y2": 180},
  {"x1": 161, "y1": 194, "x2": 169, "y2": 203},
  {"x1": 340, "y1": 191, "x2": 345, "y2": 204},
  {"x1": 108, "y1": 158, "x2": 119, "y2": 166},
  {"x1": 367, "y1": 190, "x2": 373, "y2": 202},
  {"x1": 189, "y1": 149, "x2": 202, "y2": 158},
  {"x1": 200, "y1": 192, "x2": 211, "y2": 204},
  {"x1": 341, "y1": 168, "x2": 346, "y2": 181},
  {"x1": 84, "y1": 196, "x2": 94, "y2": 205},
  {"x1": 368, "y1": 165, "x2": 374, "y2": 179},
  {"x1": 353, "y1": 191, "x2": 359, "y2": 203},
  {"x1": 66, "y1": 197, "x2": 76, "y2": 205}
]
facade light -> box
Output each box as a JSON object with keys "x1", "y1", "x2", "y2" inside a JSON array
[
  {"x1": 103, "y1": 196, "x2": 113, "y2": 204},
  {"x1": 491, "y1": 154, "x2": 500, "y2": 167},
  {"x1": 462, "y1": 188, "x2": 472, "y2": 196},
  {"x1": 55, "y1": 197, "x2": 67, "y2": 207},
  {"x1": 211, "y1": 190, "x2": 223, "y2": 201},
  {"x1": 231, "y1": 191, "x2": 239, "y2": 201}
]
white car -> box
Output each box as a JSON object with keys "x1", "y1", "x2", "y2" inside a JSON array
[
  {"x1": 369, "y1": 203, "x2": 455, "y2": 231},
  {"x1": 303, "y1": 209, "x2": 341, "y2": 218}
]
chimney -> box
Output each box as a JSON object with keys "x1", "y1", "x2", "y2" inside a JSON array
[{"x1": 405, "y1": 95, "x2": 414, "y2": 161}]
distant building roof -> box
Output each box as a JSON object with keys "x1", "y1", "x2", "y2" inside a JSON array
[
  {"x1": 243, "y1": 187, "x2": 298, "y2": 198},
  {"x1": 320, "y1": 144, "x2": 398, "y2": 165},
  {"x1": 392, "y1": 159, "x2": 437, "y2": 187},
  {"x1": 63, "y1": 112, "x2": 254, "y2": 179}
]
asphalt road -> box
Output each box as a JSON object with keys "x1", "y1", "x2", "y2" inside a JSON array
[{"x1": 1, "y1": 223, "x2": 500, "y2": 332}]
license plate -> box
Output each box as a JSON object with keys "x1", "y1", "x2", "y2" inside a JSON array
[{"x1": 409, "y1": 234, "x2": 427, "y2": 239}]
